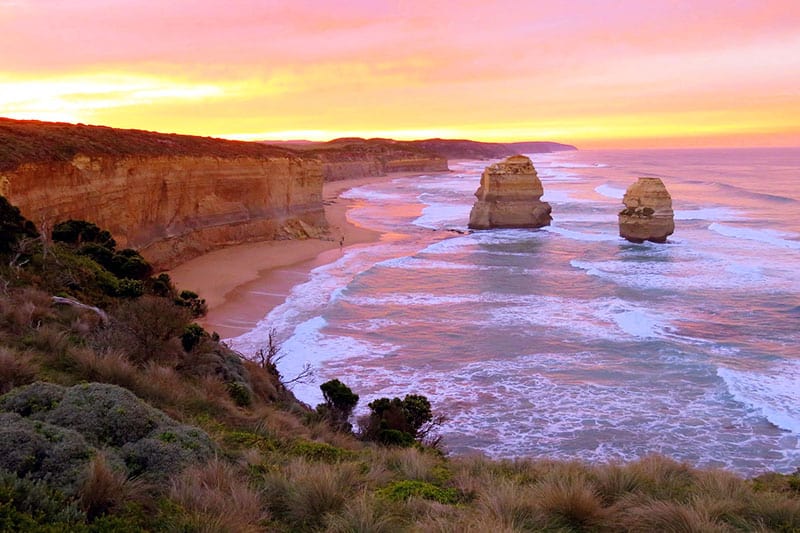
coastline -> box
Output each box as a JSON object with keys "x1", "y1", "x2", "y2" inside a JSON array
[{"x1": 168, "y1": 171, "x2": 435, "y2": 339}]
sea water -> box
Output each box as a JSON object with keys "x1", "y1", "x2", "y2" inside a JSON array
[{"x1": 229, "y1": 148, "x2": 800, "y2": 476}]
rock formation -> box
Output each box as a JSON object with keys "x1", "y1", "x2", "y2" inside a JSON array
[
  {"x1": 1, "y1": 154, "x2": 326, "y2": 269},
  {"x1": 468, "y1": 155, "x2": 552, "y2": 229},
  {"x1": 618, "y1": 177, "x2": 675, "y2": 243}
]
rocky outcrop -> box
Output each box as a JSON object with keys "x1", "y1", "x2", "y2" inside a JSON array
[
  {"x1": 618, "y1": 177, "x2": 675, "y2": 243},
  {"x1": 468, "y1": 155, "x2": 552, "y2": 229},
  {"x1": 1, "y1": 155, "x2": 325, "y2": 269},
  {"x1": 0, "y1": 119, "x2": 328, "y2": 269}
]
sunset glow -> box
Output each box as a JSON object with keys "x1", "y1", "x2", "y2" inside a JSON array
[{"x1": 2, "y1": 0, "x2": 799, "y2": 148}]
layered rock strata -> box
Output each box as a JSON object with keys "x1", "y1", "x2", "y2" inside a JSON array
[
  {"x1": 1, "y1": 155, "x2": 326, "y2": 269},
  {"x1": 618, "y1": 177, "x2": 675, "y2": 243},
  {"x1": 468, "y1": 155, "x2": 552, "y2": 229}
]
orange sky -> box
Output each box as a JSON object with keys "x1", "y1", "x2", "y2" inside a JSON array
[{"x1": 1, "y1": 0, "x2": 799, "y2": 148}]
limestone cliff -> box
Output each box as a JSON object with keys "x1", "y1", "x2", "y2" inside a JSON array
[
  {"x1": 468, "y1": 155, "x2": 552, "y2": 229},
  {"x1": 618, "y1": 177, "x2": 675, "y2": 243},
  {"x1": 1, "y1": 155, "x2": 325, "y2": 269},
  {"x1": 0, "y1": 119, "x2": 326, "y2": 269}
]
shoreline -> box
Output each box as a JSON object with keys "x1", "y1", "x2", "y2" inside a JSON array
[{"x1": 168, "y1": 171, "x2": 438, "y2": 339}]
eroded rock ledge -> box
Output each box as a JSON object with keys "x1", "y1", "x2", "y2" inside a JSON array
[
  {"x1": 468, "y1": 155, "x2": 552, "y2": 229},
  {"x1": 618, "y1": 177, "x2": 675, "y2": 243}
]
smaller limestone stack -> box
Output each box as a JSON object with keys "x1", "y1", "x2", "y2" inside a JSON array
[
  {"x1": 468, "y1": 155, "x2": 552, "y2": 229},
  {"x1": 618, "y1": 177, "x2": 675, "y2": 243}
]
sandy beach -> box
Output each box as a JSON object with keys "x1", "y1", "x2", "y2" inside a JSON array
[{"x1": 168, "y1": 172, "x2": 430, "y2": 339}]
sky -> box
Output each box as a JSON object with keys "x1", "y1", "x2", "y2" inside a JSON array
[{"x1": 1, "y1": 0, "x2": 799, "y2": 148}]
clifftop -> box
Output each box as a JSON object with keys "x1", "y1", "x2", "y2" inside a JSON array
[{"x1": 0, "y1": 118, "x2": 301, "y2": 172}]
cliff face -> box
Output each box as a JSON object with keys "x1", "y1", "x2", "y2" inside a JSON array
[
  {"x1": 1, "y1": 154, "x2": 326, "y2": 269},
  {"x1": 468, "y1": 155, "x2": 552, "y2": 229},
  {"x1": 618, "y1": 177, "x2": 675, "y2": 243}
]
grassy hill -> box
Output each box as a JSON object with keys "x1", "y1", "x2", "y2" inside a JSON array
[{"x1": 0, "y1": 194, "x2": 798, "y2": 530}]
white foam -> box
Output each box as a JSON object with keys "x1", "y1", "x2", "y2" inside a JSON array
[
  {"x1": 340, "y1": 186, "x2": 404, "y2": 201},
  {"x1": 674, "y1": 207, "x2": 743, "y2": 221},
  {"x1": 595, "y1": 184, "x2": 626, "y2": 199},
  {"x1": 612, "y1": 309, "x2": 662, "y2": 338},
  {"x1": 544, "y1": 225, "x2": 618, "y2": 242},
  {"x1": 413, "y1": 204, "x2": 471, "y2": 229},
  {"x1": 718, "y1": 362, "x2": 800, "y2": 434},
  {"x1": 709, "y1": 223, "x2": 800, "y2": 250}
]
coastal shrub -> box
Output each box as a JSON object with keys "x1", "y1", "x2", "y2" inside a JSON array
[
  {"x1": 0, "y1": 412, "x2": 94, "y2": 495},
  {"x1": 52, "y1": 220, "x2": 116, "y2": 249},
  {"x1": 0, "y1": 195, "x2": 39, "y2": 255},
  {"x1": 227, "y1": 382, "x2": 252, "y2": 407},
  {"x1": 291, "y1": 440, "x2": 356, "y2": 463},
  {"x1": 40, "y1": 383, "x2": 168, "y2": 447},
  {"x1": 317, "y1": 379, "x2": 359, "y2": 431},
  {"x1": 361, "y1": 394, "x2": 433, "y2": 445},
  {"x1": 105, "y1": 295, "x2": 190, "y2": 366},
  {"x1": 180, "y1": 323, "x2": 206, "y2": 352},
  {"x1": 376, "y1": 480, "x2": 461, "y2": 504},
  {"x1": 0, "y1": 469, "x2": 84, "y2": 527},
  {"x1": 175, "y1": 289, "x2": 207, "y2": 318},
  {"x1": 0, "y1": 381, "x2": 66, "y2": 416},
  {"x1": 121, "y1": 428, "x2": 215, "y2": 481}
]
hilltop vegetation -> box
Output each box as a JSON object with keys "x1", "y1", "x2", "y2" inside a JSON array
[
  {"x1": 0, "y1": 118, "x2": 298, "y2": 172},
  {"x1": 1, "y1": 195, "x2": 799, "y2": 531}
]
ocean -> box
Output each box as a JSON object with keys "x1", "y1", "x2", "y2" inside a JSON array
[{"x1": 229, "y1": 147, "x2": 800, "y2": 476}]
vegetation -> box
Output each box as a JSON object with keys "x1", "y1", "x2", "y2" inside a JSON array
[{"x1": 1, "y1": 195, "x2": 799, "y2": 531}]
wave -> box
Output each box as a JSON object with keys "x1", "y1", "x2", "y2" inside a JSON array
[
  {"x1": 709, "y1": 223, "x2": 800, "y2": 250},
  {"x1": 674, "y1": 207, "x2": 743, "y2": 221},
  {"x1": 718, "y1": 362, "x2": 800, "y2": 434},
  {"x1": 594, "y1": 184, "x2": 626, "y2": 199},
  {"x1": 544, "y1": 225, "x2": 619, "y2": 242}
]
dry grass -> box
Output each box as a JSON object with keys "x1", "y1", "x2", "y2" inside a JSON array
[
  {"x1": 325, "y1": 493, "x2": 403, "y2": 533},
  {"x1": 261, "y1": 458, "x2": 362, "y2": 529},
  {"x1": 476, "y1": 478, "x2": 541, "y2": 530},
  {"x1": 0, "y1": 346, "x2": 38, "y2": 393},
  {"x1": 379, "y1": 447, "x2": 440, "y2": 482},
  {"x1": 616, "y1": 498, "x2": 728, "y2": 532},
  {"x1": 79, "y1": 452, "x2": 147, "y2": 520},
  {"x1": 69, "y1": 348, "x2": 138, "y2": 390},
  {"x1": 532, "y1": 475, "x2": 607, "y2": 529},
  {"x1": 170, "y1": 457, "x2": 267, "y2": 533}
]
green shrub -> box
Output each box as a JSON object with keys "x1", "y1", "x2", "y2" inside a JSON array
[
  {"x1": 226, "y1": 382, "x2": 252, "y2": 407},
  {"x1": 0, "y1": 381, "x2": 66, "y2": 417},
  {"x1": 317, "y1": 379, "x2": 359, "y2": 431},
  {"x1": 52, "y1": 220, "x2": 115, "y2": 249},
  {"x1": 376, "y1": 480, "x2": 461, "y2": 504},
  {"x1": 0, "y1": 412, "x2": 94, "y2": 495},
  {"x1": 291, "y1": 440, "x2": 355, "y2": 463},
  {"x1": 362, "y1": 394, "x2": 433, "y2": 446},
  {"x1": 0, "y1": 469, "x2": 85, "y2": 527},
  {"x1": 0, "y1": 195, "x2": 39, "y2": 255}
]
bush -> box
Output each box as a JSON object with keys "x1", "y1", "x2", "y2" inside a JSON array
[
  {"x1": 376, "y1": 480, "x2": 461, "y2": 504},
  {"x1": 317, "y1": 379, "x2": 359, "y2": 431},
  {"x1": 52, "y1": 220, "x2": 115, "y2": 249},
  {"x1": 0, "y1": 469, "x2": 85, "y2": 527},
  {"x1": 105, "y1": 296, "x2": 190, "y2": 366},
  {"x1": 0, "y1": 195, "x2": 39, "y2": 255},
  {"x1": 362, "y1": 394, "x2": 433, "y2": 446},
  {"x1": 0, "y1": 412, "x2": 94, "y2": 495}
]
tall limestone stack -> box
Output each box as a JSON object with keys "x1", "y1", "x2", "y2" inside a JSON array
[
  {"x1": 618, "y1": 177, "x2": 675, "y2": 243},
  {"x1": 468, "y1": 155, "x2": 552, "y2": 229}
]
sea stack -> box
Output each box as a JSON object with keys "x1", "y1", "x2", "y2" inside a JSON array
[
  {"x1": 468, "y1": 155, "x2": 552, "y2": 229},
  {"x1": 618, "y1": 177, "x2": 675, "y2": 243}
]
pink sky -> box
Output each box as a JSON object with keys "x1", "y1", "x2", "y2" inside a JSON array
[{"x1": 2, "y1": 0, "x2": 799, "y2": 147}]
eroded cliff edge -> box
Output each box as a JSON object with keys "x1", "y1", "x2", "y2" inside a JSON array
[{"x1": 0, "y1": 119, "x2": 326, "y2": 269}]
